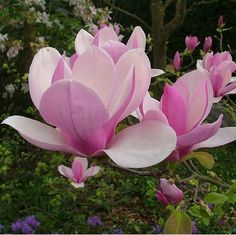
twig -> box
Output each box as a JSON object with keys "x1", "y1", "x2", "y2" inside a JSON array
[
  {"x1": 102, "y1": 0, "x2": 151, "y2": 30},
  {"x1": 186, "y1": 0, "x2": 219, "y2": 14}
]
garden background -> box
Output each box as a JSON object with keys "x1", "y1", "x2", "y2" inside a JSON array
[{"x1": 0, "y1": 0, "x2": 236, "y2": 234}]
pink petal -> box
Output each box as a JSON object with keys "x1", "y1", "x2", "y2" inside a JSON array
[
  {"x1": 58, "y1": 165, "x2": 74, "y2": 180},
  {"x1": 75, "y1": 29, "x2": 94, "y2": 55},
  {"x1": 29, "y1": 47, "x2": 61, "y2": 109},
  {"x1": 226, "y1": 87, "x2": 236, "y2": 95},
  {"x1": 218, "y1": 82, "x2": 236, "y2": 96},
  {"x1": 187, "y1": 79, "x2": 213, "y2": 130},
  {"x1": 104, "y1": 120, "x2": 177, "y2": 168},
  {"x1": 101, "y1": 40, "x2": 128, "y2": 63},
  {"x1": 210, "y1": 73, "x2": 224, "y2": 96},
  {"x1": 84, "y1": 166, "x2": 100, "y2": 178},
  {"x1": 51, "y1": 55, "x2": 72, "y2": 83},
  {"x1": 72, "y1": 47, "x2": 115, "y2": 108},
  {"x1": 177, "y1": 114, "x2": 223, "y2": 148},
  {"x1": 126, "y1": 26, "x2": 146, "y2": 49},
  {"x1": 193, "y1": 127, "x2": 236, "y2": 150},
  {"x1": 72, "y1": 157, "x2": 88, "y2": 181},
  {"x1": 93, "y1": 27, "x2": 118, "y2": 46},
  {"x1": 69, "y1": 53, "x2": 78, "y2": 68},
  {"x1": 2, "y1": 115, "x2": 80, "y2": 154},
  {"x1": 108, "y1": 49, "x2": 151, "y2": 119},
  {"x1": 39, "y1": 80, "x2": 110, "y2": 155},
  {"x1": 142, "y1": 110, "x2": 169, "y2": 125},
  {"x1": 160, "y1": 84, "x2": 187, "y2": 135}
]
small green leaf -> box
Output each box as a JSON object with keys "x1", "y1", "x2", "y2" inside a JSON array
[
  {"x1": 164, "y1": 209, "x2": 192, "y2": 234},
  {"x1": 204, "y1": 192, "x2": 228, "y2": 205},
  {"x1": 184, "y1": 152, "x2": 215, "y2": 169},
  {"x1": 224, "y1": 192, "x2": 236, "y2": 204},
  {"x1": 188, "y1": 205, "x2": 201, "y2": 218}
]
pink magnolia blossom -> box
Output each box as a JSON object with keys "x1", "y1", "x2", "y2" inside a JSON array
[
  {"x1": 58, "y1": 157, "x2": 100, "y2": 188},
  {"x1": 156, "y1": 178, "x2": 183, "y2": 206},
  {"x1": 197, "y1": 51, "x2": 236, "y2": 101},
  {"x1": 134, "y1": 70, "x2": 236, "y2": 161},
  {"x1": 74, "y1": 26, "x2": 164, "y2": 77},
  {"x1": 173, "y1": 51, "x2": 181, "y2": 71},
  {"x1": 185, "y1": 36, "x2": 199, "y2": 52},
  {"x1": 203, "y1": 36, "x2": 212, "y2": 52},
  {"x1": 218, "y1": 15, "x2": 224, "y2": 29},
  {"x1": 2, "y1": 29, "x2": 176, "y2": 168}
]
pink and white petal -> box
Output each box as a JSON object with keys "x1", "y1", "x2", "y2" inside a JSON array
[
  {"x1": 2, "y1": 115, "x2": 80, "y2": 155},
  {"x1": 108, "y1": 49, "x2": 151, "y2": 118},
  {"x1": 187, "y1": 79, "x2": 213, "y2": 131},
  {"x1": 29, "y1": 47, "x2": 61, "y2": 109},
  {"x1": 193, "y1": 127, "x2": 236, "y2": 150},
  {"x1": 72, "y1": 157, "x2": 88, "y2": 180},
  {"x1": 84, "y1": 166, "x2": 100, "y2": 178},
  {"x1": 151, "y1": 69, "x2": 165, "y2": 77},
  {"x1": 177, "y1": 114, "x2": 223, "y2": 148},
  {"x1": 141, "y1": 92, "x2": 160, "y2": 115},
  {"x1": 160, "y1": 84, "x2": 187, "y2": 135},
  {"x1": 226, "y1": 88, "x2": 236, "y2": 95},
  {"x1": 93, "y1": 27, "x2": 119, "y2": 46},
  {"x1": 75, "y1": 29, "x2": 94, "y2": 55},
  {"x1": 104, "y1": 121, "x2": 177, "y2": 168},
  {"x1": 73, "y1": 157, "x2": 88, "y2": 172},
  {"x1": 126, "y1": 26, "x2": 146, "y2": 49},
  {"x1": 58, "y1": 165, "x2": 74, "y2": 180},
  {"x1": 39, "y1": 80, "x2": 110, "y2": 155},
  {"x1": 51, "y1": 55, "x2": 72, "y2": 83},
  {"x1": 142, "y1": 110, "x2": 169, "y2": 124},
  {"x1": 213, "y1": 96, "x2": 223, "y2": 103},
  {"x1": 101, "y1": 40, "x2": 128, "y2": 63},
  {"x1": 196, "y1": 59, "x2": 204, "y2": 70},
  {"x1": 72, "y1": 47, "x2": 115, "y2": 108},
  {"x1": 70, "y1": 53, "x2": 78, "y2": 68},
  {"x1": 231, "y1": 77, "x2": 236, "y2": 83},
  {"x1": 71, "y1": 182, "x2": 85, "y2": 188},
  {"x1": 218, "y1": 82, "x2": 236, "y2": 96}
]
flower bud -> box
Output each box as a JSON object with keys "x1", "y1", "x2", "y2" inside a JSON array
[
  {"x1": 156, "y1": 178, "x2": 183, "y2": 206},
  {"x1": 173, "y1": 51, "x2": 181, "y2": 71},
  {"x1": 185, "y1": 36, "x2": 199, "y2": 52},
  {"x1": 217, "y1": 15, "x2": 224, "y2": 29},
  {"x1": 203, "y1": 36, "x2": 212, "y2": 52}
]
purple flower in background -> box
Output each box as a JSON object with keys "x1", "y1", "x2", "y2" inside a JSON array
[
  {"x1": 114, "y1": 228, "x2": 123, "y2": 234},
  {"x1": 207, "y1": 203, "x2": 214, "y2": 209},
  {"x1": 0, "y1": 224, "x2": 4, "y2": 233},
  {"x1": 192, "y1": 221, "x2": 199, "y2": 234},
  {"x1": 87, "y1": 216, "x2": 103, "y2": 226},
  {"x1": 11, "y1": 219, "x2": 22, "y2": 233},
  {"x1": 21, "y1": 222, "x2": 34, "y2": 234},
  {"x1": 152, "y1": 224, "x2": 162, "y2": 234},
  {"x1": 173, "y1": 51, "x2": 181, "y2": 71},
  {"x1": 24, "y1": 215, "x2": 40, "y2": 228}
]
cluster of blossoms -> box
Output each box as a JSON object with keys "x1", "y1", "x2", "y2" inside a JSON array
[
  {"x1": 11, "y1": 215, "x2": 40, "y2": 234},
  {"x1": 68, "y1": 0, "x2": 112, "y2": 29},
  {"x1": 2, "y1": 25, "x2": 236, "y2": 194}
]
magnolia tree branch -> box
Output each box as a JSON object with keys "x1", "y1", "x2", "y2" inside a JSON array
[
  {"x1": 186, "y1": 0, "x2": 219, "y2": 13},
  {"x1": 164, "y1": 0, "x2": 175, "y2": 9},
  {"x1": 102, "y1": 0, "x2": 151, "y2": 30}
]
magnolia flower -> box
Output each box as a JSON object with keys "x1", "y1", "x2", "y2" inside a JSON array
[
  {"x1": 185, "y1": 36, "x2": 199, "y2": 52},
  {"x1": 134, "y1": 70, "x2": 236, "y2": 161},
  {"x1": 197, "y1": 51, "x2": 236, "y2": 101},
  {"x1": 217, "y1": 15, "x2": 224, "y2": 29},
  {"x1": 173, "y1": 51, "x2": 181, "y2": 71},
  {"x1": 156, "y1": 178, "x2": 183, "y2": 206},
  {"x1": 74, "y1": 26, "x2": 164, "y2": 76},
  {"x1": 58, "y1": 157, "x2": 100, "y2": 188},
  {"x1": 2, "y1": 28, "x2": 176, "y2": 169},
  {"x1": 203, "y1": 36, "x2": 212, "y2": 52}
]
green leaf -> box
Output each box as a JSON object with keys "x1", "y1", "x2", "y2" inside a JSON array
[
  {"x1": 184, "y1": 152, "x2": 215, "y2": 169},
  {"x1": 164, "y1": 209, "x2": 192, "y2": 234},
  {"x1": 204, "y1": 192, "x2": 228, "y2": 205},
  {"x1": 224, "y1": 192, "x2": 236, "y2": 204},
  {"x1": 188, "y1": 205, "x2": 201, "y2": 218}
]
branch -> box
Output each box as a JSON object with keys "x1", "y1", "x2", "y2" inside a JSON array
[
  {"x1": 102, "y1": 0, "x2": 151, "y2": 30},
  {"x1": 164, "y1": 0, "x2": 175, "y2": 9},
  {"x1": 186, "y1": 0, "x2": 219, "y2": 14},
  {"x1": 164, "y1": 0, "x2": 187, "y2": 36}
]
